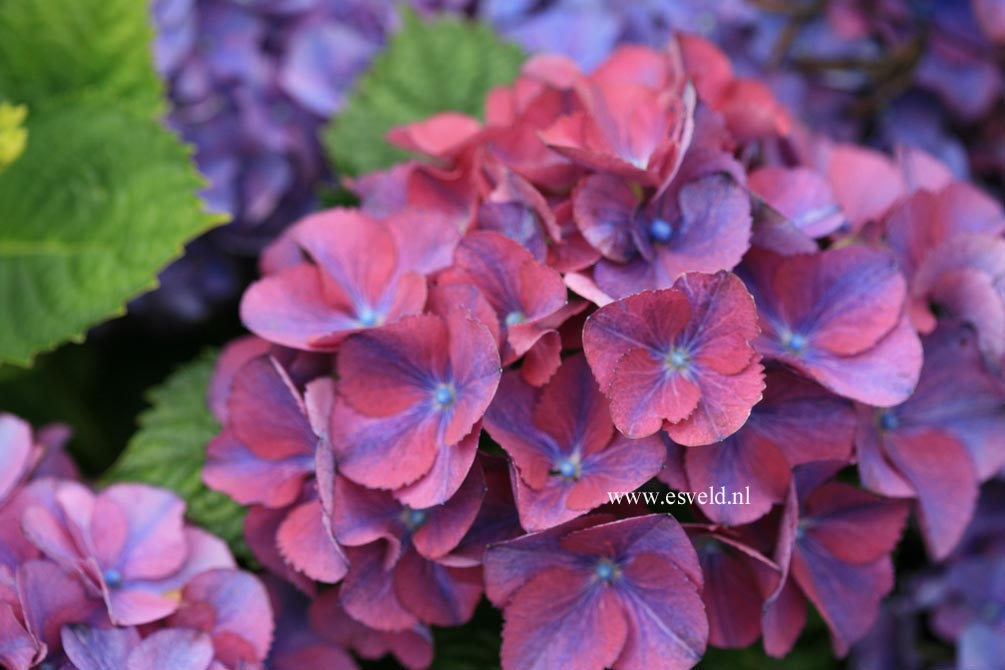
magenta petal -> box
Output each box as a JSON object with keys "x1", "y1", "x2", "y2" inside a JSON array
[
  {"x1": 572, "y1": 174, "x2": 638, "y2": 262},
  {"x1": 101, "y1": 484, "x2": 187, "y2": 581},
  {"x1": 791, "y1": 545, "x2": 893, "y2": 657},
  {"x1": 202, "y1": 431, "x2": 309, "y2": 508},
  {"x1": 174, "y1": 569, "x2": 274, "y2": 664},
  {"x1": 241, "y1": 264, "x2": 362, "y2": 351},
  {"x1": 0, "y1": 414, "x2": 32, "y2": 504},
  {"x1": 567, "y1": 434, "x2": 666, "y2": 511},
  {"x1": 695, "y1": 540, "x2": 767, "y2": 649},
  {"x1": 484, "y1": 373, "x2": 552, "y2": 488},
  {"x1": 609, "y1": 348, "x2": 700, "y2": 437},
  {"x1": 665, "y1": 359, "x2": 765, "y2": 447},
  {"x1": 0, "y1": 603, "x2": 37, "y2": 670},
  {"x1": 395, "y1": 424, "x2": 481, "y2": 510},
  {"x1": 748, "y1": 166, "x2": 843, "y2": 239},
  {"x1": 227, "y1": 356, "x2": 315, "y2": 460},
  {"x1": 512, "y1": 473, "x2": 580, "y2": 532},
  {"x1": 17, "y1": 560, "x2": 91, "y2": 652},
  {"x1": 340, "y1": 544, "x2": 418, "y2": 632},
  {"x1": 105, "y1": 588, "x2": 181, "y2": 626},
  {"x1": 411, "y1": 463, "x2": 485, "y2": 560},
  {"x1": 882, "y1": 428, "x2": 978, "y2": 560},
  {"x1": 790, "y1": 315, "x2": 923, "y2": 407},
  {"x1": 330, "y1": 476, "x2": 402, "y2": 557},
  {"x1": 62, "y1": 625, "x2": 140, "y2": 670},
  {"x1": 277, "y1": 500, "x2": 348, "y2": 584},
  {"x1": 393, "y1": 551, "x2": 482, "y2": 626},
  {"x1": 684, "y1": 433, "x2": 790, "y2": 525},
  {"x1": 126, "y1": 629, "x2": 214, "y2": 670},
  {"x1": 501, "y1": 567, "x2": 628, "y2": 670},
  {"x1": 612, "y1": 553, "x2": 708, "y2": 670},
  {"x1": 243, "y1": 507, "x2": 315, "y2": 595},
  {"x1": 443, "y1": 309, "x2": 502, "y2": 445},
  {"x1": 330, "y1": 399, "x2": 438, "y2": 491}
]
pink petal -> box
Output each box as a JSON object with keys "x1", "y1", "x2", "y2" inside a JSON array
[
  {"x1": 665, "y1": 358, "x2": 765, "y2": 447},
  {"x1": 227, "y1": 356, "x2": 315, "y2": 460},
  {"x1": 100, "y1": 484, "x2": 187, "y2": 581},
  {"x1": 500, "y1": 567, "x2": 628, "y2": 670},
  {"x1": 202, "y1": 431, "x2": 310, "y2": 508},
  {"x1": 276, "y1": 500, "x2": 348, "y2": 584},
  {"x1": 62, "y1": 625, "x2": 140, "y2": 670},
  {"x1": 608, "y1": 348, "x2": 700, "y2": 437},
  {"x1": 393, "y1": 551, "x2": 482, "y2": 626},
  {"x1": 340, "y1": 544, "x2": 418, "y2": 632},
  {"x1": 0, "y1": 415, "x2": 32, "y2": 504},
  {"x1": 126, "y1": 628, "x2": 214, "y2": 670}
]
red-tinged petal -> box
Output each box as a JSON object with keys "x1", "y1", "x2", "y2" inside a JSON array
[
  {"x1": 533, "y1": 354, "x2": 614, "y2": 458},
  {"x1": 854, "y1": 419, "x2": 915, "y2": 498},
  {"x1": 572, "y1": 174, "x2": 638, "y2": 262},
  {"x1": 0, "y1": 414, "x2": 32, "y2": 504},
  {"x1": 386, "y1": 210, "x2": 462, "y2": 275},
  {"x1": 243, "y1": 507, "x2": 315, "y2": 595},
  {"x1": 771, "y1": 247, "x2": 906, "y2": 357},
  {"x1": 340, "y1": 544, "x2": 418, "y2": 632},
  {"x1": 105, "y1": 587, "x2": 181, "y2": 626},
  {"x1": 748, "y1": 166, "x2": 844, "y2": 239},
  {"x1": 685, "y1": 433, "x2": 789, "y2": 525},
  {"x1": 512, "y1": 473, "x2": 580, "y2": 532},
  {"x1": 484, "y1": 373, "x2": 552, "y2": 489},
  {"x1": 761, "y1": 578, "x2": 807, "y2": 658},
  {"x1": 500, "y1": 567, "x2": 628, "y2": 670},
  {"x1": 716, "y1": 78, "x2": 790, "y2": 141},
  {"x1": 445, "y1": 309, "x2": 503, "y2": 446},
  {"x1": 228, "y1": 356, "x2": 315, "y2": 460},
  {"x1": 882, "y1": 428, "x2": 978, "y2": 560},
  {"x1": 209, "y1": 337, "x2": 272, "y2": 422},
  {"x1": 483, "y1": 516, "x2": 610, "y2": 607},
  {"x1": 387, "y1": 113, "x2": 482, "y2": 159},
  {"x1": 240, "y1": 264, "x2": 362, "y2": 351},
  {"x1": 583, "y1": 289, "x2": 692, "y2": 391},
  {"x1": 411, "y1": 463, "x2": 485, "y2": 560},
  {"x1": 802, "y1": 482, "x2": 909, "y2": 565},
  {"x1": 591, "y1": 44, "x2": 680, "y2": 89},
  {"x1": 173, "y1": 569, "x2": 274, "y2": 665},
  {"x1": 100, "y1": 485, "x2": 187, "y2": 581},
  {"x1": 612, "y1": 552, "x2": 707, "y2": 670},
  {"x1": 665, "y1": 358, "x2": 765, "y2": 447},
  {"x1": 394, "y1": 425, "x2": 480, "y2": 509},
  {"x1": 675, "y1": 272, "x2": 759, "y2": 375},
  {"x1": 561, "y1": 516, "x2": 703, "y2": 588},
  {"x1": 88, "y1": 495, "x2": 128, "y2": 574},
  {"x1": 202, "y1": 431, "x2": 310, "y2": 508},
  {"x1": 520, "y1": 330, "x2": 562, "y2": 387},
  {"x1": 330, "y1": 400, "x2": 439, "y2": 491},
  {"x1": 62, "y1": 625, "x2": 139, "y2": 670},
  {"x1": 826, "y1": 144, "x2": 905, "y2": 230},
  {"x1": 791, "y1": 545, "x2": 893, "y2": 657},
  {"x1": 126, "y1": 629, "x2": 214, "y2": 670},
  {"x1": 292, "y1": 210, "x2": 396, "y2": 307},
  {"x1": 568, "y1": 434, "x2": 665, "y2": 511},
  {"x1": 789, "y1": 314, "x2": 922, "y2": 407},
  {"x1": 428, "y1": 282, "x2": 501, "y2": 346},
  {"x1": 609, "y1": 348, "x2": 700, "y2": 438},
  {"x1": 337, "y1": 315, "x2": 448, "y2": 418},
  {"x1": 393, "y1": 551, "x2": 482, "y2": 626},
  {"x1": 750, "y1": 369, "x2": 856, "y2": 466},
  {"x1": 330, "y1": 476, "x2": 402, "y2": 557},
  {"x1": 694, "y1": 539, "x2": 765, "y2": 648},
  {"x1": 276, "y1": 500, "x2": 348, "y2": 584}
]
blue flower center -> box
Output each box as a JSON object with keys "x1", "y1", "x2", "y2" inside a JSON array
[
  {"x1": 432, "y1": 383, "x2": 457, "y2": 409},
  {"x1": 554, "y1": 455, "x2": 581, "y2": 481},
  {"x1": 648, "y1": 218, "x2": 673, "y2": 243},
  {"x1": 783, "y1": 332, "x2": 808, "y2": 355},
  {"x1": 505, "y1": 310, "x2": 525, "y2": 327},
  {"x1": 403, "y1": 507, "x2": 427, "y2": 530},
  {"x1": 595, "y1": 559, "x2": 617, "y2": 582},
  {"x1": 103, "y1": 568, "x2": 123, "y2": 588},
  {"x1": 879, "y1": 411, "x2": 899, "y2": 431},
  {"x1": 356, "y1": 305, "x2": 381, "y2": 328},
  {"x1": 664, "y1": 348, "x2": 690, "y2": 371}
]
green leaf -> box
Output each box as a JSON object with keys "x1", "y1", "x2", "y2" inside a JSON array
[
  {"x1": 0, "y1": 0, "x2": 162, "y2": 114},
  {"x1": 104, "y1": 351, "x2": 248, "y2": 559},
  {"x1": 0, "y1": 0, "x2": 223, "y2": 366},
  {"x1": 324, "y1": 8, "x2": 525, "y2": 177}
]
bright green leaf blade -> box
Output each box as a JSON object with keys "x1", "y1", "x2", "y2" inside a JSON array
[
  {"x1": 324, "y1": 9, "x2": 525, "y2": 177},
  {"x1": 103, "y1": 351, "x2": 248, "y2": 559},
  {"x1": 0, "y1": 0, "x2": 162, "y2": 114},
  {"x1": 0, "y1": 101, "x2": 223, "y2": 365}
]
